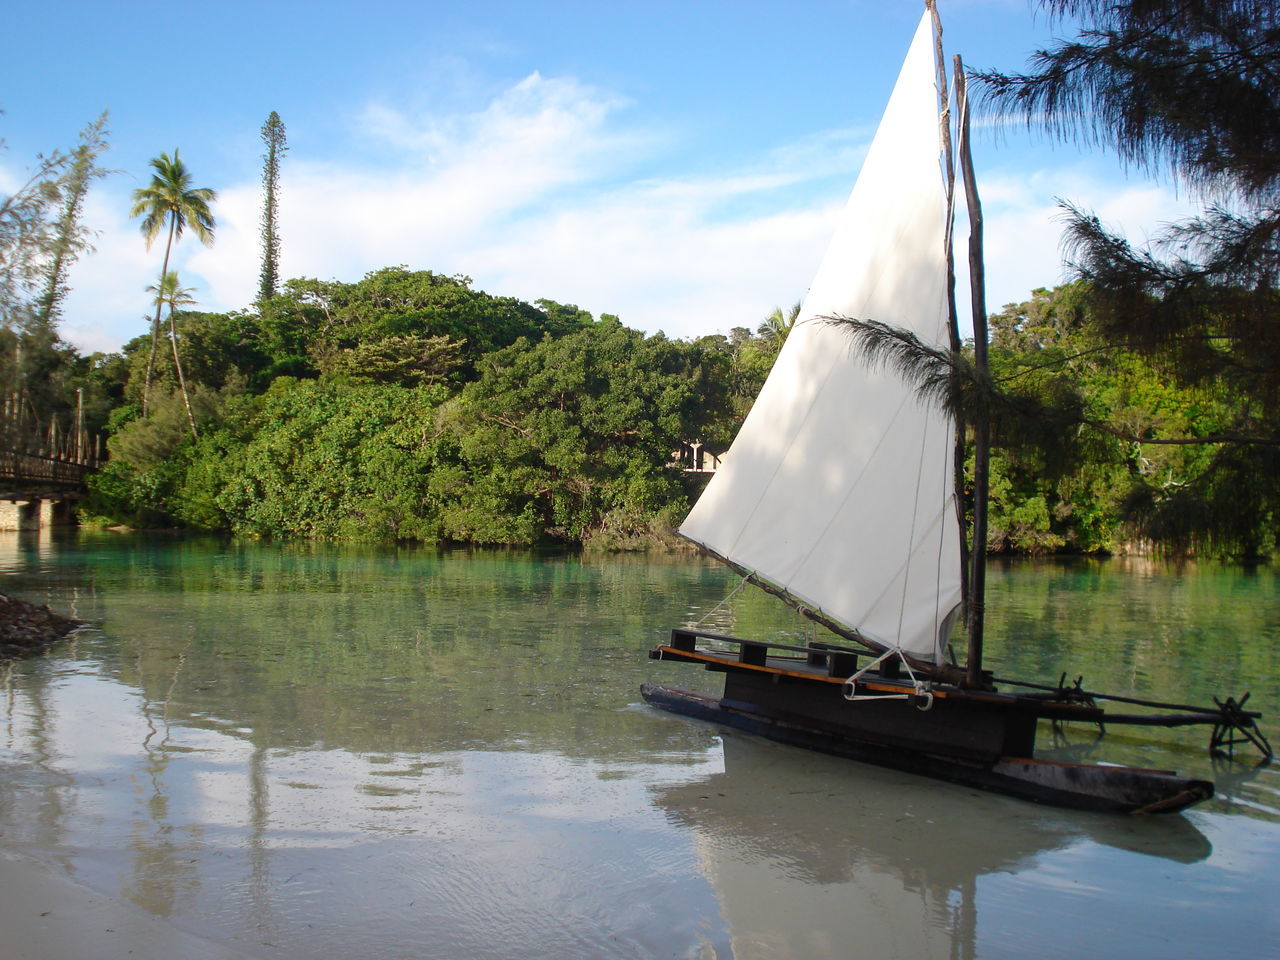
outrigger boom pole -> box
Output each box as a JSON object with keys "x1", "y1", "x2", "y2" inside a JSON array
[{"x1": 996, "y1": 674, "x2": 1272, "y2": 761}]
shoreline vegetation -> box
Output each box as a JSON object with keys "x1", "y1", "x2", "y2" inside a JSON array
[{"x1": 7, "y1": 270, "x2": 1276, "y2": 561}]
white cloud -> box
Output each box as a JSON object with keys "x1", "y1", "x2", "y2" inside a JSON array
[
  {"x1": 189, "y1": 72, "x2": 654, "y2": 321},
  {"x1": 156, "y1": 69, "x2": 845, "y2": 344},
  {"x1": 55, "y1": 189, "x2": 161, "y2": 352},
  {"x1": 452, "y1": 184, "x2": 839, "y2": 337},
  {"x1": 49, "y1": 72, "x2": 1203, "y2": 355}
]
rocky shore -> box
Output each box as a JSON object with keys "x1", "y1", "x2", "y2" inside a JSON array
[{"x1": 0, "y1": 593, "x2": 85, "y2": 660}]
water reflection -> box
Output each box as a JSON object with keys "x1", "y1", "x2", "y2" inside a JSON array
[
  {"x1": 1, "y1": 661, "x2": 736, "y2": 956},
  {"x1": 0, "y1": 533, "x2": 1277, "y2": 959},
  {"x1": 651, "y1": 734, "x2": 1212, "y2": 960}
]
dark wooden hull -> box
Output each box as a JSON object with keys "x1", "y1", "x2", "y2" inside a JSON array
[{"x1": 640, "y1": 682, "x2": 1213, "y2": 814}]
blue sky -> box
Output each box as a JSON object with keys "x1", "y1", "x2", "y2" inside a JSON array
[{"x1": 2, "y1": 0, "x2": 1194, "y2": 354}]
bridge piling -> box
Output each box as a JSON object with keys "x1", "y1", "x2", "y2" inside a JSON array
[{"x1": 0, "y1": 498, "x2": 76, "y2": 532}]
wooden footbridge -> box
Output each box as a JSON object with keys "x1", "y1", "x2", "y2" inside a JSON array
[{"x1": 0, "y1": 447, "x2": 94, "y2": 531}]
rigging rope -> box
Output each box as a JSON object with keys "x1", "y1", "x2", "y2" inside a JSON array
[{"x1": 693, "y1": 575, "x2": 750, "y2": 628}]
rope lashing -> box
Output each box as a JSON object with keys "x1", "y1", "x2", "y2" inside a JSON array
[{"x1": 842, "y1": 647, "x2": 935, "y2": 712}]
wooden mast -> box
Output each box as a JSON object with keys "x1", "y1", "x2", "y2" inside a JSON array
[
  {"x1": 927, "y1": 0, "x2": 970, "y2": 619},
  {"x1": 954, "y1": 57, "x2": 990, "y2": 689}
]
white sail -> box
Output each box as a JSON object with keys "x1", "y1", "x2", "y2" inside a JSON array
[{"x1": 680, "y1": 10, "x2": 961, "y2": 662}]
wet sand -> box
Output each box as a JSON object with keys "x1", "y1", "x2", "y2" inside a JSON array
[{"x1": 0, "y1": 849, "x2": 255, "y2": 960}]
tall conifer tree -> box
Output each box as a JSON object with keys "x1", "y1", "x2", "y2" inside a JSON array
[
  {"x1": 258, "y1": 112, "x2": 287, "y2": 302},
  {"x1": 33, "y1": 112, "x2": 110, "y2": 330}
]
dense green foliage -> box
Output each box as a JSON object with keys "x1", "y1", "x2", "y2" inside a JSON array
[
  {"x1": 78, "y1": 269, "x2": 754, "y2": 549},
  {"x1": 979, "y1": 284, "x2": 1265, "y2": 554},
  {"x1": 439, "y1": 319, "x2": 730, "y2": 547},
  {"x1": 20, "y1": 261, "x2": 1265, "y2": 558}
]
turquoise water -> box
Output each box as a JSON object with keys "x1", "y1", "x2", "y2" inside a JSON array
[{"x1": 0, "y1": 530, "x2": 1276, "y2": 959}]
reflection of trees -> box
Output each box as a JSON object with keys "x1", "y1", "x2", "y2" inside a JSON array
[
  {"x1": 982, "y1": 556, "x2": 1280, "y2": 797},
  {"x1": 985, "y1": 557, "x2": 1280, "y2": 689},
  {"x1": 5, "y1": 534, "x2": 1276, "y2": 808},
  {"x1": 247, "y1": 744, "x2": 276, "y2": 940},
  {"x1": 1, "y1": 655, "x2": 77, "y2": 860},
  {"x1": 120, "y1": 633, "x2": 203, "y2": 918},
  {"x1": 20, "y1": 536, "x2": 789, "y2": 766}
]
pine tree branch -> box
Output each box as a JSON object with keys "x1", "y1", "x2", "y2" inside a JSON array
[
  {"x1": 823, "y1": 314, "x2": 1279, "y2": 449},
  {"x1": 1080, "y1": 417, "x2": 1278, "y2": 446}
]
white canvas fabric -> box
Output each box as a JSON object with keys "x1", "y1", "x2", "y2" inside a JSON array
[{"x1": 680, "y1": 11, "x2": 961, "y2": 662}]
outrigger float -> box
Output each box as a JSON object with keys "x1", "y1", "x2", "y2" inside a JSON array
[{"x1": 642, "y1": 3, "x2": 1270, "y2": 814}]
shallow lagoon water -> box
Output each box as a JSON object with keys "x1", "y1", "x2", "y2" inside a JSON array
[{"x1": 1, "y1": 530, "x2": 1277, "y2": 959}]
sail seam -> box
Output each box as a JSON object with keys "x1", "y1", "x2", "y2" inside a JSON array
[{"x1": 895, "y1": 397, "x2": 932, "y2": 648}]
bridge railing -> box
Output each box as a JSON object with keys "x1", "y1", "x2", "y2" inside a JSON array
[{"x1": 0, "y1": 449, "x2": 93, "y2": 487}]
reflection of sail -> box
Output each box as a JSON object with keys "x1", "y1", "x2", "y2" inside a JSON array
[{"x1": 651, "y1": 735, "x2": 1211, "y2": 960}]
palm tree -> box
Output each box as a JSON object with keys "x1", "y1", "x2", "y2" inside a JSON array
[
  {"x1": 130, "y1": 150, "x2": 215, "y2": 415},
  {"x1": 145, "y1": 271, "x2": 198, "y2": 439},
  {"x1": 757, "y1": 300, "x2": 802, "y2": 351}
]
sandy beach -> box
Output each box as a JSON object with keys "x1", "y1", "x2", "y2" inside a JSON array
[{"x1": 0, "y1": 848, "x2": 256, "y2": 960}]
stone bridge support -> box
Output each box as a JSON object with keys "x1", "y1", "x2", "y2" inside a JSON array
[{"x1": 0, "y1": 498, "x2": 76, "y2": 531}]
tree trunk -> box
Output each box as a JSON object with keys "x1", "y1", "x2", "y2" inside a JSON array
[
  {"x1": 168, "y1": 309, "x2": 198, "y2": 440},
  {"x1": 142, "y1": 215, "x2": 177, "y2": 417}
]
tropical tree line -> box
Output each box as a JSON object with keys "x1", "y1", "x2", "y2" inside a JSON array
[
  {"x1": 47, "y1": 266, "x2": 1270, "y2": 557},
  {"x1": 79, "y1": 265, "x2": 766, "y2": 549},
  {"x1": 3, "y1": 154, "x2": 1274, "y2": 555}
]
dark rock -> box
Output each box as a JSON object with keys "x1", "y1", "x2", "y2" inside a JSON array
[{"x1": 0, "y1": 594, "x2": 86, "y2": 661}]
